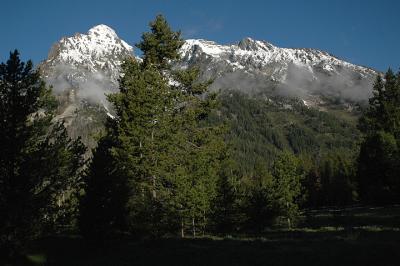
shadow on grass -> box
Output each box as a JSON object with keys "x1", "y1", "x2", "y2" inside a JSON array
[
  {"x1": 17, "y1": 206, "x2": 400, "y2": 266},
  {"x1": 23, "y1": 229, "x2": 400, "y2": 266},
  {"x1": 301, "y1": 205, "x2": 400, "y2": 229}
]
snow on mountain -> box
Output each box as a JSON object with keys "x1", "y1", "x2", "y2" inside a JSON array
[
  {"x1": 40, "y1": 24, "x2": 135, "y2": 148},
  {"x1": 181, "y1": 38, "x2": 374, "y2": 77},
  {"x1": 41, "y1": 25, "x2": 378, "y2": 107},
  {"x1": 41, "y1": 24, "x2": 134, "y2": 102},
  {"x1": 48, "y1": 24, "x2": 133, "y2": 72},
  {"x1": 39, "y1": 24, "x2": 380, "y2": 147},
  {"x1": 180, "y1": 38, "x2": 377, "y2": 78},
  {"x1": 178, "y1": 38, "x2": 378, "y2": 103}
]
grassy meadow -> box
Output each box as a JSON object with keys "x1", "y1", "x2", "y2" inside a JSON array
[{"x1": 15, "y1": 205, "x2": 400, "y2": 266}]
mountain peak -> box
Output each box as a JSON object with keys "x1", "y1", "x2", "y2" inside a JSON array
[
  {"x1": 88, "y1": 24, "x2": 118, "y2": 38},
  {"x1": 45, "y1": 24, "x2": 133, "y2": 70},
  {"x1": 42, "y1": 23, "x2": 134, "y2": 103},
  {"x1": 40, "y1": 24, "x2": 136, "y2": 148},
  {"x1": 238, "y1": 37, "x2": 274, "y2": 51}
]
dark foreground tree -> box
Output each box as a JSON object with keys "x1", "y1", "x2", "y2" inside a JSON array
[
  {"x1": 302, "y1": 151, "x2": 358, "y2": 207},
  {"x1": 211, "y1": 156, "x2": 243, "y2": 234},
  {"x1": 79, "y1": 131, "x2": 128, "y2": 241},
  {"x1": 358, "y1": 69, "x2": 400, "y2": 203},
  {"x1": 0, "y1": 51, "x2": 85, "y2": 259},
  {"x1": 243, "y1": 152, "x2": 304, "y2": 232}
]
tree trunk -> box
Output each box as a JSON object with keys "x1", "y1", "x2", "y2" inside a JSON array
[
  {"x1": 203, "y1": 210, "x2": 206, "y2": 236},
  {"x1": 152, "y1": 175, "x2": 157, "y2": 199},
  {"x1": 139, "y1": 141, "x2": 143, "y2": 158},
  {"x1": 286, "y1": 202, "x2": 291, "y2": 229},
  {"x1": 181, "y1": 217, "x2": 184, "y2": 238},
  {"x1": 192, "y1": 217, "x2": 196, "y2": 238},
  {"x1": 151, "y1": 130, "x2": 156, "y2": 199}
]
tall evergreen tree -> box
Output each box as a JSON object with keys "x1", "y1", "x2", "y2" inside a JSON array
[
  {"x1": 79, "y1": 15, "x2": 225, "y2": 238},
  {"x1": 0, "y1": 51, "x2": 85, "y2": 258},
  {"x1": 109, "y1": 58, "x2": 176, "y2": 236},
  {"x1": 168, "y1": 67, "x2": 225, "y2": 237},
  {"x1": 79, "y1": 129, "x2": 128, "y2": 240},
  {"x1": 358, "y1": 69, "x2": 400, "y2": 203},
  {"x1": 269, "y1": 152, "x2": 304, "y2": 228}
]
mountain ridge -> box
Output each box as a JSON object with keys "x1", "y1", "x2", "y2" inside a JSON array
[
  {"x1": 38, "y1": 24, "x2": 379, "y2": 147},
  {"x1": 41, "y1": 24, "x2": 379, "y2": 106},
  {"x1": 178, "y1": 37, "x2": 377, "y2": 104}
]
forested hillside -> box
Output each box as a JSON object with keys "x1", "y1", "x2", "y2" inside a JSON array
[{"x1": 207, "y1": 91, "x2": 360, "y2": 207}]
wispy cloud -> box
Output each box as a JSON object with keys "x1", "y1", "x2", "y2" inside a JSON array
[
  {"x1": 182, "y1": 28, "x2": 199, "y2": 39},
  {"x1": 181, "y1": 11, "x2": 224, "y2": 39},
  {"x1": 206, "y1": 18, "x2": 223, "y2": 32}
]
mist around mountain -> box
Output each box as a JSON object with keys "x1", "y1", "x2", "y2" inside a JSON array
[
  {"x1": 39, "y1": 25, "x2": 134, "y2": 147},
  {"x1": 41, "y1": 24, "x2": 377, "y2": 111},
  {"x1": 179, "y1": 38, "x2": 377, "y2": 104},
  {"x1": 36, "y1": 24, "x2": 380, "y2": 151}
]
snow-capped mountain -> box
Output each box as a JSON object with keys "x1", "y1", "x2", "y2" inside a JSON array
[
  {"x1": 39, "y1": 24, "x2": 379, "y2": 147},
  {"x1": 178, "y1": 38, "x2": 378, "y2": 104},
  {"x1": 181, "y1": 38, "x2": 376, "y2": 79},
  {"x1": 43, "y1": 24, "x2": 133, "y2": 87},
  {"x1": 41, "y1": 24, "x2": 378, "y2": 109},
  {"x1": 40, "y1": 24, "x2": 134, "y2": 148}
]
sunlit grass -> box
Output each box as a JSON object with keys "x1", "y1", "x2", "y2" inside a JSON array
[{"x1": 26, "y1": 254, "x2": 46, "y2": 265}]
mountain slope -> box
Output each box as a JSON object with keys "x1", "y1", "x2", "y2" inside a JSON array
[{"x1": 209, "y1": 90, "x2": 360, "y2": 173}]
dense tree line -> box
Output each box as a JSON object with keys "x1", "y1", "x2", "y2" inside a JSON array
[{"x1": 209, "y1": 90, "x2": 360, "y2": 208}]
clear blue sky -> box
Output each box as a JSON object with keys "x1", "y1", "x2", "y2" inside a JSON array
[{"x1": 1, "y1": 0, "x2": 399, "y2": 71}]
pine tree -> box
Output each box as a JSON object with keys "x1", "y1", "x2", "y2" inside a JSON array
[
  {"x1": 269, "y1": 152, "x2": 304, "y2": 228},
  {"x1": 0, "y1": 51, "x2": 85, "y2": 258},
  {"x1": 359, "y1": 69, "x2": 400, "y2": 135},
  {"x1": 79, "y1": 130, "x2": 128, "y2": 241},
  {"x1": 129, "y1": 16, "x2": 225, "y2": 237},
  {"x1": 358, "y1": 69, "x2": 400, "y2": 203},
  {"x1": 79, "y1": 15, "x2": 225, "y2": 238},
  {"x1": 109, "y1": 58, "x2": 175, "y2": 236},
  {"x1": 358, "y1": 75, "x2": 385, "y2": 134},
  {"x1": 168, "y1": 67, "x2": 225, "y2": 237},
  {"x1": 30, "y1": 122, "x2": 86, "y2": 232},
  {"x1": 136, "y1": 14, "x2": 184, "y2": 69},
  {"x1": 358, "y1": 131, "x2": 399, "y2": 203}
]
